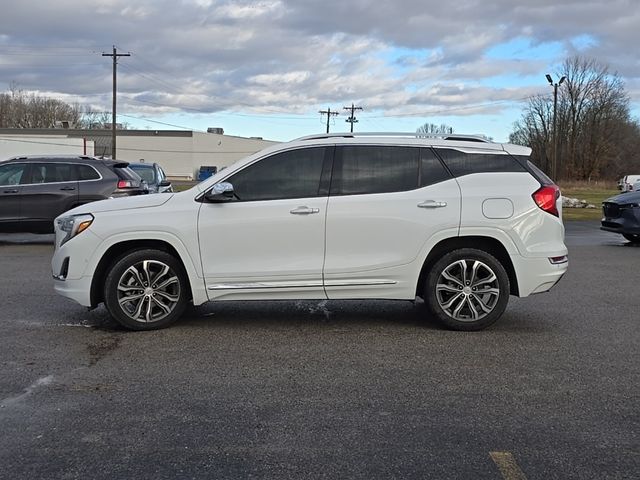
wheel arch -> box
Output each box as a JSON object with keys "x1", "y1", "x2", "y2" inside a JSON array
[
  {"x1": 415, "y1": 235, "x2": 519, "y2": 298},
  {"x1": 90, "y1": 239, "x2": 194, "y2": 307}
]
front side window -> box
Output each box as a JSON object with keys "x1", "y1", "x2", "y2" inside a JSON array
[
  {"x1": 227, "y1": 147, "x2": 327, "y2": 202},
  {"x1": 331, "y1": 146, "x2": 420, "y2": 195},
  {"x1": 0, "y1": 163, "x2": 27, "y2": 186}
]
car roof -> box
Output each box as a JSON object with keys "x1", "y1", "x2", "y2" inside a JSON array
[
  {"x1": 5, "y1": 155, "x2": 101, "y2": 163},
  {"x1": 127, "y1": 162, "x2": 156, "y2": 168}
]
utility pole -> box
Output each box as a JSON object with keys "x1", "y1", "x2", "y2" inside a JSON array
[
  {"x1": 319, "y1": 108, "x2": 339, "y2": 134},
  {"x1": 546, "y1": 74, "x2": 565, "y2": 180},
  {"x1": 343, "y1": 103, "x2": 363, "y2": 133},
  {"x1": 102, "y1": 46, "x2": 130, "y2": 158}
]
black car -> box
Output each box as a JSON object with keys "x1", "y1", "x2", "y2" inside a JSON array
[
  {"x1": 127, "y1": 162, "x2": 173, "y2": 193},
  {"x1": 601, "y1": 190, "x2": 640, "y2": 243},
  {"x1": 0, "y1": 155, "x2": 148, "y2": 233}
]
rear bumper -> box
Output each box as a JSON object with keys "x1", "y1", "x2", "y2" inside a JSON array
[{"x1": 511, "y1": 254, "x2": 568, "y2": 297}]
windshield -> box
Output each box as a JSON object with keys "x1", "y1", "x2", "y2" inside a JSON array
[{"x1": 129, "y1": 165, "x2": 156, "y2": 184}]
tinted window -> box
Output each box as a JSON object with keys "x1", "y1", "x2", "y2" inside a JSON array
[
  {"x1": 130, "y1": 165, "x2": 156, "y2": 184},
  {"x1": 518, "y1": 157, "x2": 553, "y2": 185},
  {"x1": 114, "y1": 166, "x2": 142, "y2": 181},
  {"x1": 332, "y1": 146, "x2": 419, "y2": 195},
  {"x1": 420, "y1": 149, "x2": 452, "y2": 187},
  {"x1": 77, "y1": 164, "x2": 100, "y2": 181},
  {"x1": 435, "y1": 149, "x2": 526, "y2": 177},
  {"x1": 29, "y1": 163, "x2": 77, "y2": 183},
  {"x1": 228, "y1": 147, "x2": 326, "y2": 201},
  {"x1": 0, "y1": 163, "x2": 27, "y2": 186}
]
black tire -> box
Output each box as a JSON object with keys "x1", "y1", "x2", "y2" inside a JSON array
[
  {"x1": 104, "y1": 249, "x2": 188, "y2": 331},
  {"x1": 622, "y1": 233, "x2": 640, "y2": 244},
  {"x1": 424, "y1": 248, "x2": 510, "y2": 331}
]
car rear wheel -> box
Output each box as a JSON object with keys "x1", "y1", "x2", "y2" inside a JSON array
[
  {"x1": 104, "y1": 249, "x2": 188, "y2": 330},
  {"x1": 424, "y1": 248, "x2": 510, "y2": 331},
  {"x1": 622, "y1": 233, "x2": 640, "y2": 244}
]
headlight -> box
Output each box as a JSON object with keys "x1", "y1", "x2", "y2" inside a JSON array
[{"x1": 56, "y1": 214, "x2": 94, "y2": 245}]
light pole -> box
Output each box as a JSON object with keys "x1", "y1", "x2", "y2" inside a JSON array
[{"x1": 546, "y1": 74, "x2": 566, "y2": 180}]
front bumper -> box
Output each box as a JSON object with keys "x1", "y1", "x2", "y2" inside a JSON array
[
  {"x1": 601, "y1": 204, "x2": 640, "y2": 235},
  {"x1": 51, "y1": 228, "x2": 103, "y2": 308},
  {"x1": 53, "y1": 275, "x2": 93, "y2": 307}
]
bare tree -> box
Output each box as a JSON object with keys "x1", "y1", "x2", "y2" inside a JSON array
[
  {"x1": 416, "y1": 123, "x2": 454, "y2": 136},
  {"x1": 510, "y1": 56, "x2": 639, "y2": 180},
  {"x1": 0, "y1": 85, "x2": 122, "y2": 130}
]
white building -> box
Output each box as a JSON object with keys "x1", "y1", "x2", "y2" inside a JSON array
[
  {"x1": 0, "y1": 128, "x2": 278, "y2": 180},
  {"x1": 0, "y1": 133, "x2": 95, "y2": 158}
]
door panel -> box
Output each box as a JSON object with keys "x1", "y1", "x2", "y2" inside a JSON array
[
  {"x1": 0, "y1": 163, "x2": 28, "y2": 229},
  {"x1": 20, "y1": 163, "x2": 79, "y2": 229},
  {"x1": 323, "y1": 145, "x2": 461, "y2": 299},
  {"x1": 323, "y1": 179, "x2": 461, "y2": 298},
  {"x1": 198, "y1": 197, "x2": 328, "y2": 300},
  {"x1": 197, "y1": 146, "x2": 331, "y2": 301}
]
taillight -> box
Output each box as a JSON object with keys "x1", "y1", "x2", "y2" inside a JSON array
[
  {"x1": 532, "y1": 185, "x2": 560, "y2": 217},
  {"x1": 117, "y1": 180, "x2": 133, "y2": 189}
]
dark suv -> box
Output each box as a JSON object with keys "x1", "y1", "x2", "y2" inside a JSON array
[{"x1": 0, "y1": 155, "x2": 148, "y2": 233}]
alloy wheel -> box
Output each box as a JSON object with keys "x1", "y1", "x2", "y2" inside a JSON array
[
  {"x1": 435, "y1": 259, "x2": 500, "y2": 322},
  {"x1": 116, "y1": 260, "x2": 181, "y2": 323}
]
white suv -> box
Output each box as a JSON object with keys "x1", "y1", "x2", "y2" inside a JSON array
[{"x1": 52, "y1": 133, "x2": 568, "y2": 331}]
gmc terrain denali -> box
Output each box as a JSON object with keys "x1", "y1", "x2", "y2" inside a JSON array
[{"x1": 52, "y1": 133, "x2": 568, "y2": 331}]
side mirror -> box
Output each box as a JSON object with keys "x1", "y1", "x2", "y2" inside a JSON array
[
  {"x1": 158, "y1": 180, "x2": 171, "y2": 187},
  {"x1": 204, "y1": 182, "x2": 234, "y2": 202}
]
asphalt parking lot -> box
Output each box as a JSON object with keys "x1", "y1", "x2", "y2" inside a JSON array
[{"x1": 0, "y1": 221, "x2": 638, "y2": 479}]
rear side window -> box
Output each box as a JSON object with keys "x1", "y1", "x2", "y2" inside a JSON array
[
  {"x1": 332, "y1": 146, "x2": 420, "y2": 195},
  {"x1": 518, "y1": 158, "x2": 554, "y2": 185},
  {"x1": 29, "y1": 163, "x2": 78, "y2": 183},
  {"x1": 228, "y1": 147, "x2": 327, "y2": 202},
  {"x1": 77, "y1": 164, "x2": 101, "y2": 181},
  {"x1": 435, "y1": 149, "x2": 526, "y2": 177},
  {"x1": 420, "y1": 149, "x2": 452, "y2": 187}
]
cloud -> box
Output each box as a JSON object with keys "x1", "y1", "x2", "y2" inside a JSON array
[{"x1": 0, "y1": 0, "x2": 638, "y2": 123}]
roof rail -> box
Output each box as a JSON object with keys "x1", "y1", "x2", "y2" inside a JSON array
[{"x1": 292, "y1": 132, "x2": 492, "y2": 143}]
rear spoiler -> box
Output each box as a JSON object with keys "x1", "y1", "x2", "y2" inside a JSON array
[{"x1": 106, "y1": 161, "x2": 130, "y2": 168}]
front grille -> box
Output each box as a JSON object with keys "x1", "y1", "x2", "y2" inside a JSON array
[{"x1": 602, "y1": 203, "x2": 620, "y2": 218}]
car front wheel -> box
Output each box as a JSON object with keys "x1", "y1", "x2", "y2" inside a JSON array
[
  {"x1": 424, "y1": 248, "x2": 510, "y2": 331},
  {"x1": 104, "y1": 249, "x2": 188, "y2": 330}
]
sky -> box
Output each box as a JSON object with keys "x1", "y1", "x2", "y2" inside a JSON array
[{"x1": 0, "y1": 0, "x2": 639, "y2": 142}]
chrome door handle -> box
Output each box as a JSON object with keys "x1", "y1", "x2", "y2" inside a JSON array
[
  {"x1": 60, "y1": 187, "x2": 76, "y2": 191},
  {"x1": 3, "y1": 189, "x2": 19, "y2": 194},
  {"x1": 290, "y1": 206, "x2": 320, "y2": 215},
  {"x1": 418, "y1": 200, "x2": 447, "y2": 208}
]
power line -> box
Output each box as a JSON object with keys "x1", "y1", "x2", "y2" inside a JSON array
[
  {"x1": 343, "y1": 103, "x2": 363, "y2": 132},
  {"x1": 318, "y1": 107, "x2": 339, "y2": 133}
]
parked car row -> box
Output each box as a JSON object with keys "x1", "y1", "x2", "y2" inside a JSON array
[
  {"x1": 0, "y1": 156, "x2": 172, "y2": 233},
  {"x1": 617, "y1": 174, "x2": 640, "y2": 192}
]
